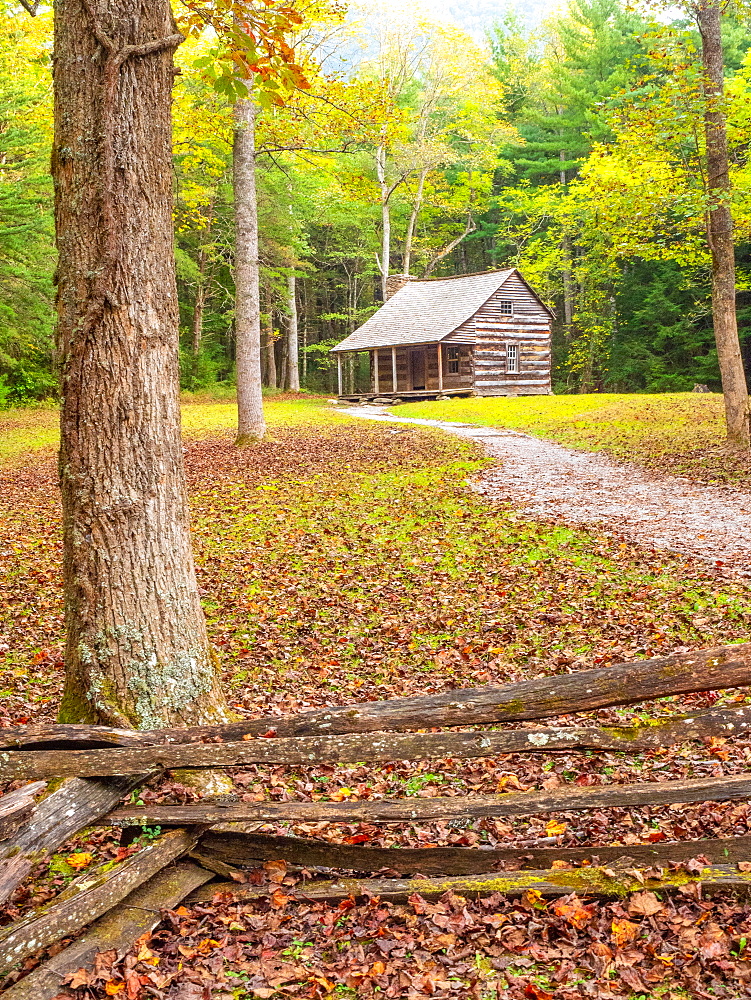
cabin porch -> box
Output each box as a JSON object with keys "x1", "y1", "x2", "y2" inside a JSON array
[{"x1": 335, "y1": 343, "x2": 474, "y2": 398}]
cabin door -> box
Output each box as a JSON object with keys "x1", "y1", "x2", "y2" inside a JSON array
[{"x1": 410, "y1": 350, "x2": 426, "y2": 390}]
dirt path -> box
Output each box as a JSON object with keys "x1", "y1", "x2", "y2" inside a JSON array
[{"x1": 341, "y1": 405, "x2": 751, "y2": 576}]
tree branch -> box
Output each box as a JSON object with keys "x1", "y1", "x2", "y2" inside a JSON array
[
  {"x1": 17, "y1": 0, "x2": 41, "y2": 14},
  {"x1": 423, "y1": 213, "x2": 477, "y2": 277}
]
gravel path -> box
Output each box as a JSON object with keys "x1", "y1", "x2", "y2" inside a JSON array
[{"x1": 341, "y1": 405, "x2": 751, "y2": 576}]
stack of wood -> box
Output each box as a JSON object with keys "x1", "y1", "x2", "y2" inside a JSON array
[{"x1": 2, "y1": 642, "x2": 751, "y2": 998}]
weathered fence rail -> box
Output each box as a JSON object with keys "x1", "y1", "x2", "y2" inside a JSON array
[
  {"x1": 1, "y1": 640, "x2": 751, "y2": 997},
  {"x1": 3, "y1": 641, "x2": 750, "y2": 751},
  {"x1": 2, "y1": 705, "x2": 751, "y2": 782}
]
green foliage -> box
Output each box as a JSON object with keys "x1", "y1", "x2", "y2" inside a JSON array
[{"x1": 0, "y1": 12, "x2": 56, "y2": 405}]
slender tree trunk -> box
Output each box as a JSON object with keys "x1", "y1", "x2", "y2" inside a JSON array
[
  {"x1": 301, "y1": 279, "x2": 308, "y2": 387},
  {"x1": 191, "y1": 281, "x2": 205, "y2": 358},
  {"x1": 279, "y1": 323, "x2": 288, "y2": 391},
  {"x1": 263, "y1": 283, "x2": 277, "y2": 389},
  {"x1": 191, "y1": 195, "x2": 215, "y2": 368},
  {"x1": 54, "y1": 0, "x2": 228, "y2": 728},
  {"x1": 697, "y1": 0, "x2": 750, "y2": 448},
  {"x1": 403, "y1": 167, "x2": 428, "y2": 276},
  {"x1": 376, "y1": 144, "x2": 390, "y2": 300},
  {"x1": 287, "y1": 273, "x2": 300, "y2": 391},
  {"x1": 267, "y1": 336, "x2": 277, "y2": 390},
  {"x1": 233, "y1": 97, "x2": 266, "y2": 445}
]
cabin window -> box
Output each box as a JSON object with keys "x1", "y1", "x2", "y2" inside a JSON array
[
  {"x1": 506, "y1": 342, "x2": 519, "y2": 374},
  {"x1": 500, "y1": 299, "x2": 514, "y2": 316},
  {"x1": 446, "y1": 346, "x2": 460, "y2": 374}
]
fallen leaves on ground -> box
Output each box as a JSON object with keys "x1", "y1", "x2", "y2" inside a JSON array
[{"x1": 1, "y1": 407, "x2": 751, "y2": 997}]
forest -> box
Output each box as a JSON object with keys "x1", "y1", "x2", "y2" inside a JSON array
[{"x1": 4, "y1": 0, "x2": 751, "y2": 403}]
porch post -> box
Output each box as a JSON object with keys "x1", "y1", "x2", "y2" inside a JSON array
[
  {"x1": 337, "y1": 353, "x2": 343, "y2": 396},
  {"x1": 374, "y1": 348, "x2": 380, "y2": 394},
  {"x1": 391, "y1": 346, "x2": 397, "y2": 392},
  {"x1": 437, "y1": 343, "x2": 443, "y2": 392}
]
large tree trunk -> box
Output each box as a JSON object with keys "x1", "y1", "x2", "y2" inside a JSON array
[
  {"x1": 233, "y1": 97, "x2": 266, "y2": 445},
  {"x1": 54, "y1": 0, "x2": 228, "y2": 728},
  {"x1": 698, "y1": 0, "x2": 750, "y2": 448},
  {"x1": 287, "y1": 273, "x2": 300, "y2": 391}
]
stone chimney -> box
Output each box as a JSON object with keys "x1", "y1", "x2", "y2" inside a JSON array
[{"x1": 385, "y1": 274, "x2": 416, "y2": 300}]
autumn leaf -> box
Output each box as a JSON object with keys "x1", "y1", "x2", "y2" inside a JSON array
[
  {"x1": 104, "y1": 981, "x2": 125, "y2": 995},
  {"x1": 65, "y1": 852, "x2": 94, "y2": 870},
  {"x1": 523, "y1": 983, "x2": 554, "y2": 1000},
  {"x1": 271, "y1": 888, "x2": 292, "y2": 909},
  {"x1": 330, "y1": 786, "x2": 356, "y2": 801},
  {"x1": 264, "y1": 859, "x2": 288, "y2": 883},
  {"x1": 552, "y1": 895, "x2": 594, "y2": 929},
  {"x1": 545, "y1": 819, "x2": 567, "y2": 837},
  {"x1": 523, "y1": 889, "x2": 547, "y2": 910},
  {"x1": 64, "y1": 968, "x2": 91, "y2": 989},
  {"x1": 628, "y1": 891, "x2": 664, "y2": 917},
  {"x1": 611, "y1": 918, "x2": 639, "y2": 947}
]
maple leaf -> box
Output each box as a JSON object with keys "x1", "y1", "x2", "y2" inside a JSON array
[
  {"x1": 628, "y1": 890, "x2": 664, "y2": 917},
  {"x1": 104, "y1": 981, "x2": 125, "y2": 995}
]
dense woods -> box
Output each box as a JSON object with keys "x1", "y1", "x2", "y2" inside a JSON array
[{"x1": 3, "y1": 0, "x2": 751, "y2": 403}]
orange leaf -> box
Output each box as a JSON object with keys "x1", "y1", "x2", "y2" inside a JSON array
[
  {"x1": 66, "y1": 852, "x2": 94, "y2": 870},
  {"x1": 104, "y1": 981, "x2": 125, "y2": 995},
  {"x1": 552, "y1": 896, "x2": 593, "y2": 929},
  {"x1": 369, "y1": 961, "x2": 386, "y2": 976},
  {"x1": 545, "y1": 819, "x2": 567, "y2": 837},
  {"x1": 611, "y1": 918, "x2": 639, "y2": 947}
]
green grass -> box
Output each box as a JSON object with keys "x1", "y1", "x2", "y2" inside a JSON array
[
  {"x1": 0, "y1": 395, "x2": 335, "y2": 466},
  {"x1": 394, "y1": 392, "x2": 751, "y2": 484}
]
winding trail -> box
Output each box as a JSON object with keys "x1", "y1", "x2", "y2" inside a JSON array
[{"x1": 341, "y1": 405, "x2": 751, "y2": 576}]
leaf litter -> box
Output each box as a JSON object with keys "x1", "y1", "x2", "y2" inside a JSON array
[{"x1": 1, "y1": 408, "x2": 751, "y2": 996}]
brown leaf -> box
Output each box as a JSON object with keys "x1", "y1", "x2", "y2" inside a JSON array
[
  {"x1": 627, "y1": 891, "x2": 664, "y2": 917},
  {"x1": 64, "y1": 968, "x2": 92, "y2": 990}
]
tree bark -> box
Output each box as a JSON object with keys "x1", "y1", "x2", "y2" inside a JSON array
[
  {"x1": 697, "y1": 0, "x2": 750, "y2": 448},
  {"x1": 54, "y1": 0, "x2": 228, "y2": 728},
  {"x1": 287, "y1": 272, "x2": 300, "y2": 391},
  {"x1": 263, "y1": 282, "x2": 277, "y2": 388},
  {"x1": 403, "y1": 167, "x2": 428, "y2": 276},
  {"x1": 376, "y1": 143, "x2": 391, "y2": 300},
  {"x1": 233, "y1": 97, "x2": 266, "y2": 444}
]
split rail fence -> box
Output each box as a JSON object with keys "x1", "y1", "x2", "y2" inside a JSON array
[{"x1": 2, "y1": 641, "x2": 751, "y2": 998}]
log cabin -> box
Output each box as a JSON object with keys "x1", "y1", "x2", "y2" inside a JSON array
[{"x1": 331, "y1": 269, "x2": 554, "y2": 400}]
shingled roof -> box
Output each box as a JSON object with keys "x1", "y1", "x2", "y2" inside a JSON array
[{"x1": 331, "y1": 269, "x2": 518, "y2": 352}]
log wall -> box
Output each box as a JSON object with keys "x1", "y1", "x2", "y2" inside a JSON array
[{"x1": 471, "y1": 273, "x2": 552, "y2": 396}]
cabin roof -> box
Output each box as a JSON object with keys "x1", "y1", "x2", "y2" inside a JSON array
[{"x1": 331, "y1": 269, "x2": 550, "y2": 353}]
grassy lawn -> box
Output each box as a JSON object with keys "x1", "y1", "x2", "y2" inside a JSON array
[
  {"x1": 395, "y1": 392, "x2": 751, "y2": 485},
  {"x1": 0, "y1": 393, "x2": 335, "y2": 466},
  {"x1": 2, "y1": 399, "x2": 751, "y2": 996}
]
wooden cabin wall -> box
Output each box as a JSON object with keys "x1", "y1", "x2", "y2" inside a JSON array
[
  {"x1": 370, "y1": 346, "x2": 472, "y2": 393},
  {"x1": 470, "y1": 275, "x2": 552, "y2": 396}
]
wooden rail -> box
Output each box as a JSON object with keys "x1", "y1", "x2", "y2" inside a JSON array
[{"x1": 1, "y1": 641, "x2": 751, "y2": 993}]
